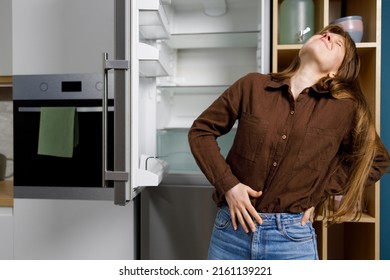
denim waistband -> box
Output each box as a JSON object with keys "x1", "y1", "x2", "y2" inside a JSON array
[
  {"x1": 258, "y1": 212, "x2": 304, "y2": 226},
  {"x1": 221, "y1": 205, "x2": 303, "y2": 227}
]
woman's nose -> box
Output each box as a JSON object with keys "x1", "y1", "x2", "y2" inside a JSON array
[{"x1": 323, "y1": 33, "x2": 331, "y2": 41}]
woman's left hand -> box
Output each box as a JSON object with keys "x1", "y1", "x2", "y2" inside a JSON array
[{"x1": 301, "y1": 206, "x2": 315, "y2": 226}]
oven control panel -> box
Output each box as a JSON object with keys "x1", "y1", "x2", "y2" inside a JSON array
[{"x1": 13, "y1": 73, "x2": 113, "y2": 100}]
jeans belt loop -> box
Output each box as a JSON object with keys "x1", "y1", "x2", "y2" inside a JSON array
[{"x1": 276, "y1": 213, "x2": 282, "y2": 230}]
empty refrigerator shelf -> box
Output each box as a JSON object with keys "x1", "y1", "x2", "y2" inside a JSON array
[
  {"x1": 165, "y1": 31, "x2": 260, "y2": 49},
  {"x1": 158, "y1": 85, "x2": 229, "y2": 94},
  {"x1": 157, "y1": 128, "x2": 236, "y2": 174},
  {"x1": 157, "y1": 86, "x2": 230, "y2": 128}
]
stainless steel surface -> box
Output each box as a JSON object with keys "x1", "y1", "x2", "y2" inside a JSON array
[
  {"x1": 114, "y1": 0, "x2": 132, "y2": 205},
  {"x1": 161, "y1": 173, "x2": 210, "y2": 186},
  {"x1": 13, "y1": 73, "x2": 116, "y2": 197},
  {"x1": 104, "y1": 59, "x2": 130, "y2": 70},
  {"x1": 102, "y1": 52, "x2": 130, "y2": 190},
  {"x1": 103, "y1": 53, "x2": 109, "y2": 189},
  {"x1": 102, "y1": 51, "x2": 130, "y2": 202},
  {"x1": 14, "y1": 186, "x2": 114, "y2": 200},
  {"x1": 140, "y1": 185, "x2": 217, "y2": 259},
  {"x1": 13, "y1": 73, "x2": 113, "y2": 100},
  {"x1": 18, "y1": 106, "x2": 114, "y2": 112},
  {"x1": 105, "y1": 171, "x2": 129, "y2": 182}
]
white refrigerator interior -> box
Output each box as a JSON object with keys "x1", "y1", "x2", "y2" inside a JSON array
[
  {"x1": 141, "y1": 0, "x2": 270, "y2": 259},
  {"x1": 11, "y1": 0, "x2": 270, "y2": 259},
  {"x1": 147, "y1": 0, "x2": 270, "y2": 176}
]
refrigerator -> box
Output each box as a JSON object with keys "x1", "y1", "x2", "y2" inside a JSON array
[{"x1": 11, "y1": 0, "x2": 271, "y2": 259}]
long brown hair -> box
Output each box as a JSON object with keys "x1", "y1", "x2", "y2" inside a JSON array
[{"x1": 272, "y1": 24, "x2": 388, "y2": 222}]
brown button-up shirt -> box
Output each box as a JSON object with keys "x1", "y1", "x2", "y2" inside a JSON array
[{"x1": 188, "y1": 73, "x2": 390, "y2": 213}]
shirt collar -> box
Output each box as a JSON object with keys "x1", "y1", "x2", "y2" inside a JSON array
[{"x1": 265, "y1": 75, "x2": 329, "y2": 95}]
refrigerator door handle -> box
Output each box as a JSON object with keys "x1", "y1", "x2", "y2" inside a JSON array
[
  {"x1": 102, "y1": 52, "x2": 130, "y2": 196},
  {"x1": 104, "y1": 58, "x2": 130, "y2": 71}
]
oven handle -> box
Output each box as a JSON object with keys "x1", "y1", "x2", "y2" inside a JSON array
[{"x1": 18, "y1": 106, "x2": 114, "y2": 113}]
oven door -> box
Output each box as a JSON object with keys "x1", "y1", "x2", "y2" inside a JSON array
[{"x1": 13, "y1": 99, "x2": 114, "y2": 189}]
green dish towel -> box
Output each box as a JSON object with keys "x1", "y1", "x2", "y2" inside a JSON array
[{"x1": 37, "y1": 107, "x2": 79, "y2": 158}]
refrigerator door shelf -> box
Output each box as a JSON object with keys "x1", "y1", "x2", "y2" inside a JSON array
[
  {"x1": 138, "y1": 43, "x2": 171, "y2": 77},
  {"x1": 139, "y1": 0, "x2": 170, "y2": 40},
  {"x1": 136, "y1": 154, "x2": 168, "y2": 187}
]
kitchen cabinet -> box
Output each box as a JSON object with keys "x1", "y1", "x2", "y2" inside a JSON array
[
  {"x1": 0, "y1": 208, "x2": 13, "y2": 259},
  {"x1": 0, "y1": 0, "x2": 12, "y2": 97},
  {"x1": 0, "y1": 76, "x2": 12, "y2": 99},
  {"x1": 272, "y1": 0, "x2": 382, "y2": 259},
  {"x1": 0, "y1": 180, "x2": 13, "y2": 260},
  {"x1": 0, "y1": 0, "x2": 12, "y2": 76},
  {"x1": 0, "y1": 2, "x2": 13, "y2": 260},
  {"x1": 12, "y1": 0, "x2": 113, "y2": 75},
  {"x1": 13, "y1": 198, "x2": 135, "y2": 259}
]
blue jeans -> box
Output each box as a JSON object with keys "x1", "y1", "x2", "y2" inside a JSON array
[{"x1": 208, "y1": 205, "x2": 319, "y2": 260}]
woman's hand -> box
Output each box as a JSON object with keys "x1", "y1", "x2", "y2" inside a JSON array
[
  {"x1": 225, "y1": 183, "x2": 263, "y2": 233},
  {"x1": 301, "y1": 206, "x2": 315, "y2": 226}
]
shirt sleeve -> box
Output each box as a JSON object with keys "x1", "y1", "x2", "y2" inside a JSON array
[
  {"x1": 188, "y1": 74, "x2": 252, "y2": 195},
  {"x1": 365, "y1": 134, "x2": 390, "y2": 186},
  {"x1": 325, "y1": 131, "x2": 390, "y2": 195}
]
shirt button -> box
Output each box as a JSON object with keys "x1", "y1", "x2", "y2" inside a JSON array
[
  {"x1": 272, "y1": 162, "x2": 278, "y2": 167},
  {"x1": 290, "y1": 110, "x2": 295, "y2": 115},
  {"x1": 282, "y1": 134, "x2": 287, "y2": 140}
]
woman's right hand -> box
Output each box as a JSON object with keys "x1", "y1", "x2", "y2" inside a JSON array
[{"x1": 225, "y1": 183, "x2": 263, "y2": 233}]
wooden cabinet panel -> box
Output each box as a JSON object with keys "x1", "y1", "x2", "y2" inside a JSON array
[{"x1": 272, "y1": 0, "x2": 381, "y2": 259}]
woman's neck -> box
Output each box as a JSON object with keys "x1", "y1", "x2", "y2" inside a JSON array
[{"x1": 290, "y1": 66, "x2": 324, "y2": 99}]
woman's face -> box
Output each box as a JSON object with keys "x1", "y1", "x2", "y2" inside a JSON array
[{"x1": 299, "y1": 32, "x2": 346, "y2": 76}]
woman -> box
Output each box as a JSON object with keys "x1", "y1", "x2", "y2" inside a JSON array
[{"x1": 188, "y1": 24, "x2": 390, "y2": 260}]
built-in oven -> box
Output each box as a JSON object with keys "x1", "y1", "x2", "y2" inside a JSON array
[{"x1": 13, "y1": 74, "x2": 116, "y2": 200}]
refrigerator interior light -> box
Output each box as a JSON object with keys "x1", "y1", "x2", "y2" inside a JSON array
[{"x1": 201, "y1": 0, "x2": 227, "y2": 17}]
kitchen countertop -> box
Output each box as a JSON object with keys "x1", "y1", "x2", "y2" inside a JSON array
[{"x1": 0, "y1": 180, "x2": 13, "y2": 207}]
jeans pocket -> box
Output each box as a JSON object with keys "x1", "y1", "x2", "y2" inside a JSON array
[
  {"x1": 282, "y1": 221, "x2": 314, "y2": 242},
  {"x1": 214, "y1": 207, "x2": 231, "y2": 230}
]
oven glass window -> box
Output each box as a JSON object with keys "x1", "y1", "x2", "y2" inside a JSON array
[{"x1": 13, "y1": 100, "x2": 113, "y2": 188}]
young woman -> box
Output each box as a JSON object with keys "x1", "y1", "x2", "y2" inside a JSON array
[{"x1": 188, "y1": 24, "x2": 390, "y2": 260}]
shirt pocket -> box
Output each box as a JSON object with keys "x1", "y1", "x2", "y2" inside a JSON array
[
  {"x1": 230, "y1": 112, "x2": 268, "y2": 162},
  {"x1": 294, "y1": 127, "x2": 339, "y2": 171}
]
